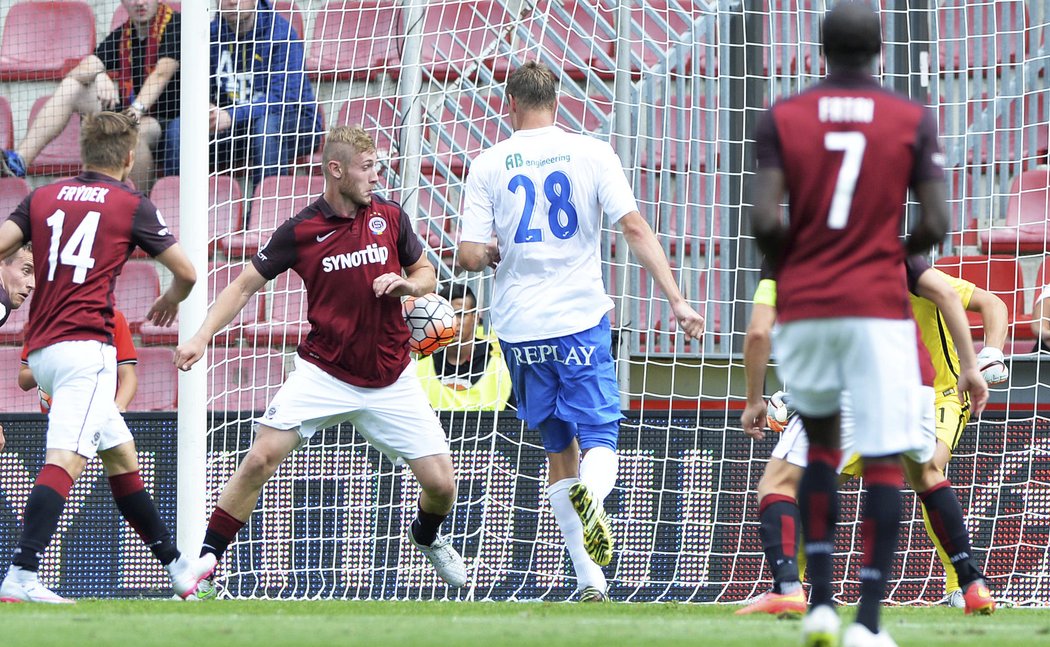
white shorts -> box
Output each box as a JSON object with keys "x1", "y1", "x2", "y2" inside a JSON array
[
  {"x1": 257, "y1": 356, "x2": 450, "y2": 464},
  {"x1": 774, "y1": 317, "x2": 926, "y2": 458},
  {"x1": 28, "y1": 340, "x2": 133, "y2": 458},
  {"x1": 771, "y1": 386, "x2": 937, "y2": 469}
]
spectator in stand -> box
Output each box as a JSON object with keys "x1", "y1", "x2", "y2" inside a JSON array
[
  {"x1": 20, "y1": 310, "x2": 139, "y2": 414},
  {"x1": 0, "y1": 0, "x2": 181, "y2": 192},
  {"x1": 416, "y1": 283, "x2": 513, "y2": 411},
  {"x1": 162, "y1": 0, "x2": 321, "y2": 184},
  {"x1": 1032, "y1": 283, "x2": 1050, "y2": 352}
]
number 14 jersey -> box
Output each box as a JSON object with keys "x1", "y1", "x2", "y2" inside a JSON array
[
  {"x1": 754, "y1": 71, "x2": 945, "y2": 323},
  {"x1": 460, "y1": 125, "x2": 637, "y2": 343}
]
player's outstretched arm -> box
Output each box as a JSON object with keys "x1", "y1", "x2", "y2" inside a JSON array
[
  {"x1": 457, "y1": 240, "x2": 499, "y2": 272},
  {"x1": 617, "y1": 211, "x2": 705, "y2": 340},
  {"x1": 905, "y1": 180, "x2": 950, "y2": 255},
  {"x1": 148, "y1": 243, "x2": 197, "y2": 327},
  {"x1": 0, "y1": 220, "x2": 25, "y2": 262},
  {"x1": 174, "y1": 264, "x2": 268, "y2": 371},
  {"x1": 374, "y1": 255, "x2": 436, "y2": 298},
  {"x1": 968, "y1": 287, "x2": 1010, "y2": 384},
  {"x1": 742, "y1": 302, "x2": 777, "y2": 441}
]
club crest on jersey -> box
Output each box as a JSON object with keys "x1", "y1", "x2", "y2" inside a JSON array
[{"x1": 368, "y1": 215, "x2": 386, "y2": 236}]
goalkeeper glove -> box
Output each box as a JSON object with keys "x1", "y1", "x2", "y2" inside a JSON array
[
  {"x1": 766, "y1": 390, "x2": 789, "y2": 433},
  {"x1": 976, "y1": 346, "x2": 1008, "y2": 385}
]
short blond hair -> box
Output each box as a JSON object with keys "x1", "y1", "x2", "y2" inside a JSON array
[
  {"x1": 506, "y1": 61, "x2": 558, "y2": 111},
  {"x1": 322, "y1": 126, "x2": 376, "y2": 166},
  {"x1": 80, "y1": 112, "x2": 139, "y2": 170}
]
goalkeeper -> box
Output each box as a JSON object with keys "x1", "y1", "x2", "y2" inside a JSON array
[{"x1": 739, "y1": 256, "x2": 1004, "y2": 616}]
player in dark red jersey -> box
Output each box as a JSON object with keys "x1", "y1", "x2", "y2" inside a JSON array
[
  {"x1": 0, "y1": 112, "x2": 198, "y2": 604},
  {"x1": 749, "y1": 4, "x2": 984, "y2": 646},
  {"x1": 0, "y1": 243, "x2": 35, "y2": 452},
  {"x1": 174, "y1": 126, "x2": 466, "y2": 598}
]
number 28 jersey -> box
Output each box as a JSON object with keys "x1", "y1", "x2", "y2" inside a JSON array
[
  {"x1": 460, "y1": 125, "x2": 638, "y2": 343},
  {"x1": 8, "y1": 172, "x2": 175, "y2": 353},
  {"x1": 754, "y1": 71, "x2": 945, "y2": 323}
]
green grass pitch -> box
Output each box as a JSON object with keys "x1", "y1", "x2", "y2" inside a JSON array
[{"x1": 1, "y1": 600, "x2": 1048, "y2": 647}]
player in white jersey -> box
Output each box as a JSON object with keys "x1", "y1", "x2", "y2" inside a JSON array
[{"x1": 458, "y1": 61, "x2": 705, "y2": 601}]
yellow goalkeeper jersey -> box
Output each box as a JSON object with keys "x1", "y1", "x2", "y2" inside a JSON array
[{"x1": 909, "y1": 268, "x2": 976, "y2": 396}]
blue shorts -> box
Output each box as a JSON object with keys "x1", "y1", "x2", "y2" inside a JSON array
[{"x1": 500, "y1": 317, "x2": 622, "y2": 453}]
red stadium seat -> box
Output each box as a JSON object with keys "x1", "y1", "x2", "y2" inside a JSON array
[
  {"x1": 140, "y1": 261, "x2": 261, "y2": 346},
  {"x1": 425, "y1": 95, "x2": 509, "y2": 177},
  {"x1": 979, "y1": 169, "x2": 1050, "y2": 254},
  {"x1": 114, "y1": 261, "x2": 161, "y2": 333},
  {"x1": 521, "y1": 0, "x2": 615, "y2": 81},
  {"x1": 0, "y1": 1, "x2": 96, "y2": 81},
  {"x1": 937, "y1": 0, "x2": 1029, "y2": 74},
  {"x1": 208, "y1": 347, "x2": 286, "y2": 412},
  {"x1": 306, "y1": 0, "x2": 400, "y2": 81},
  {"x1": 0, "y1": 347, "x2": 39, "y2": 412},
  {"x1": 24, "y1": 95, "x2": 82, "y2": 176},
  {"x1": 554, "y1": 94, "x2": 613, "y2": 134},
  {"x1": 245, "y1": 271, "x2": 308, "y2": 347},
  {"x1": 222, "y1": 175, "x2": 323, "y2": 258},
  {"x1": 637, "y1": 96, "x2": 712, "y2": 171},
  {"x1": 149, "y1": 175, "x2": 244, "y2": 257},
  {"x1": 334, "y1": 96, "x2": 401, "y2": 170},
  {"x1": 130, "y1": 346, "x2": 177, "y2": 411},
  {"x1": 627, "y1": 0, "x2": 713, "y2": 77},
  {"x1": 0, "y1": 177, "x2": 31, "y2": 223},
  {"x1": 0, "y1": 96, "x2": 13, "y2": 150},
  {"x1": 413, "y1": 0, "x2": 512, "y2": 82},
  {"x1": 636, "y1": 171, "x2": 720, "y2": 256},
  {"x1": 933, "y1": 254, "x2": 1027, "y2": 341},
  {"x1": 109, "y1": 1, "x2": 182, "y2": 32}
]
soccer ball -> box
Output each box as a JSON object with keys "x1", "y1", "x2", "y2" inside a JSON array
[
  {"x1": 402, "y1": 293, "x2": 456, "y2": 356},
  {"x1": 766, "y1": 390, "x2": 789, "y2": 433}
]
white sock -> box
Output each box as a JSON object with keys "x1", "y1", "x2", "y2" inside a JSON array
[
  {"x1": 548, "y1": 478, "x2": 607, "y2": 591},
  {"x1": 579, "y1": 447, "x2": 618, "y2": 506}
]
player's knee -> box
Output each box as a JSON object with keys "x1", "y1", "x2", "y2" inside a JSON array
[
  {"x1": 422, "y1": 478, "x2": 457, "y2": 508},
  {"x1": 240, "y1": 447, "x2": 283, "y2": 483}
]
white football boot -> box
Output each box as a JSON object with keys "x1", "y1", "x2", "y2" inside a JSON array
[
  {"x1": 408, "y1": 529, "x2": 467, "y2": 588},
  {"x1": 0, "y1": 566, "x2": 73, "y2": 604},
  {"x1": 801, "y1": 604, "x2": 841, "y2": 647}
]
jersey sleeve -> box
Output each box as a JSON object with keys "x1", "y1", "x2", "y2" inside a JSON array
[
  {"x1": 131, "y1": 196, "x2": 177, "y2": 257},
  {"x1": 910, "y1": 107, "x2": 946, "y2": 185},
  {"x1": 595, "y1": 143, "x2": 638, "y2": 224},
  {"x1": 395, "y1": 206, "x2": 424, "y2": 267},
  {"x1": 905, "y1": 256, "x2": 932, "y2": 296},
  {"x1": 20, "y1": 341, "x2": 28, "y2": 364},
  {"x1": 459, "y1": 161, "x2": 494, "y2": 244},
  {"x1": 94, "y1": 27, "x2": 122, "y2": 71},
  {"x1": 6, "y1": 192, "x2": 33, "y2": 240},
  {"x1": 754, "y1": 109, "x2": 783, "y2": 170},
  {"x1": 252, "y1": 218, "x2": 298, "y2": 280},
  {"x1": 113, "y1": 310, "x2": 138, "y2": 364}
]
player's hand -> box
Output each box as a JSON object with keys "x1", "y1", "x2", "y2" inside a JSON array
[
  {"x1": 958, "y1": 366, "x2": 989, "y2": 416},
  {"x1": 174, "y1": 337, "x2": 208, "y2": 372},
  {"x1": 373, "y1": 272, "x2": 412, "y2": 298},
  {"x1": 671, "y1": 302, "x2": 705, "y2": 340},
  {"x1": 976, "y1": 346, "x2": 1009, "y2": 385},
  {"x1": 96, "y1": 76, "x2": 118, "y2": 110},
  {"x1": 0, "y1": 423, "x2": 5, "y2": 452},
  {"x1": 147, "y1": 293, "x2": 180, "y2": 327},
  {"x1": 210, "y1": 106, "x2": 232, "y2": 133},
  {"x1": 741, "y1": 399, "x2": 767, "y2": 441},
  {"x1": 485, "y1": 240, "x2": 501, "y2": 269}
]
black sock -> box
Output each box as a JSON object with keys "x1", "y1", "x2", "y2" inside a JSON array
[
  {"x1": 758, "y1": 494, "x2": 802, "y2": 593},
  {"x1": 109, "y1": 472, "x2": 179, "y2": 565},
  {"x1": 856, "y1": 462, "x2": 903, "y2": 634},
  {"x1": 13, "y1": 465, "x2": 72, "y2": 572},
  {"x1": 411, "y1": 503, "x2": 448, "y2": 547},
  {"x1": 797, "y1": 445, "x2": 841, "y2": 608},
  {"x1": 200, "y1": 506, "x2": 245, "y2": 561},
  {"x1": 920, "y1": 480, "x2": 981, "y2": 589}
]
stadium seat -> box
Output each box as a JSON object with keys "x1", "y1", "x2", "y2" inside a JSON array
[
  {"x1": 23, "y1": 95, "x2": 82, "y2": 176},
  {"x1": 979, "y1": 168, "x2": 1050, "y2": 254},
  {"x1": 520, "y1": 0, "x2": 615, "y2": 81},
  {"x1": 627, "y1": 0, "x2": 713, "y2": 77},
  {"x1": 207, "y1": 347, "x2": 286, "y2": 412},
  {"x1": 554, "y1": 94, "x2": 612, "y2": 134},
  {"x1": 396, "y1": 170, "x2": 455, "y2": 253},
  {"x1": 140, "y1": 261, "x2": 261, "y2": 346},
  {"x1": 223, "y1": 175, "x2": 323, "y2": 258},
  {"x1": 130, "y1": 346, "x2": 177, "y2": 411},
  {"x1": 413, "y1": 0, "x2": 513, "y2": 82},
  {"x1": 0, "y1": 96, "x2": 13, "y2": 151},
  {"x1": 937, "y1": 0, "x2": 1029, "y2": 74},
  {"x1": 334, "y1": 95, "x2": 401, "y2": 169},
  {"x1": 636, "y1": 171, "x2": 720, "y2": 256},
  {"x1": 245, "y1": 271, "x2": 308, "y2": 347},
  {"x1": 933, "y1": 254, "x2": 1028, "y2": 341},
  {"x1": 114, "y1": 261, "x2": 161, "y2": 333},
  {"x1": 109, "y1": 1, "x2": 182, "y2": 31},
  {"x1": 0, "y1": 1, "x2": 96, "y2": 81},
  {"x1": 149, "y1": 175, "x2": 244, "y2": 257},
  {"x1": 0, "y1": 347, "x2": 39, "y2": 412},
  {"x1": 0, "y1": 177, "x2": 31, "y2": 223},
  {"x1": 425, "y1": 95, "x2": 509, "y2": 177},
  {"x1": 637, "y1": 96, "x2": 712, "y2": 171},
  {"x1": 0, "y1": 292, "x2": 31, "y2": 344},
  {"x1": 306, "y1": 0, "x2": 400, "y2": 81}
]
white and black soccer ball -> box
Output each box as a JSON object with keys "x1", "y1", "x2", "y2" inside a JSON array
[{"x1": 402, "y1": 293, "x2": 456, "y2": 356}]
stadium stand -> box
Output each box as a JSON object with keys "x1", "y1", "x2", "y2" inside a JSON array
[
  {"x1": 628, "y1": 0, "x2": 712, "y2": 76},
  {"x1": 521, "y1": 0, "x2": 615, "y2": 81},
  {"x1": 0, "y1": 1, "x2": 96, "y2": 81},
  {"x1": 0, "y1": 177, "x2": 30, "y2": 225},
  {"x1": 0, "y1": 347, "x2": 38, "y2": 412},
  {"x1": 207, "y1": 346, "x2": 286, "y2": 412},
  {"x1": 114, "y1": 261, "x2": 161, "y2": 334},
  {"x1": 244, "y1": 269, "x2": 307, "y2": 347},
  {"x1": 333, "y1": 95, "x2": 402, "y2": 170},
  {"x1": 0, "y1": 96, "x2": 13, "y2": 151},
  {"x1": 131, "y1": 346, "x2": 177, "y2": 411},
  {"x1": 554, "y1": 93, "x2": 612, "y2": 134},
  {"x1": 937, "y1": 0, "x2": 1029, "y2": 74},
  {"x1": 22, "y1": 95, "x2": 82, "y2": 176},
  {"x1": 224, "y1": 174, "x2": 323, "y2": 258},
  {"x1": 979, "y1": 168, "x2": 1050, "y2": 254},
  {"x1": 306, "y1": 0, "x2": 400, "y2": 81},
  {"x1": 414, "y1": 0, "x2": 513, "y2": 82},
  {"x1": 148, "y1": 175, "x2": 244, "y2": 258},
  {"x1": 934, "y1": 254, "x2": 1030, "y2": 342}
]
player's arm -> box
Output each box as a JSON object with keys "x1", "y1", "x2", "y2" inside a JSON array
[
  {"x1": 742, "y1": 302, "x2": 777, "y2": 440},
  {"x1": 905, "y1": 183, "x2": 950, "y2": 256},
  {"x1": 115, "y1": 363, "x2": 138, "y2": 413},
  {"x1": 967, "y1": 286, "x2": 1010, "y2": 384},
  {"x1": 174, "y1": 264, "x2": 268, "y2": 371},
  {"x1": 748, "y1": 168, "x2": 788, "y2": 263},
  {"x1": 375, "y1": 254, "x2": 436, "y2": 299},
  {"x1": 128, "y1": 57, "x2": 178, "y2": 119},
  {"x1": 618, "y1": 211, "x2": 704, "y2": 340},
  {"x1": 148, "y1": 243, "x2": 197, "y2": 327},
  {"x1": 457, "y1": 241, "x2": 499, "y2": 272},
  {"x1": 17, "y1": 363, "x2": 35, "y2": 391},
  {"x1": 914, "y1": 269, "x2": 988, "y2": 414},
  {"x1": 0, "y1": 220, "x2": 26, "y2": 261}
]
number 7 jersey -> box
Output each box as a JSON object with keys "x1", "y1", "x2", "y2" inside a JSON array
[
  {"x1": 460, "y1": 125, "x2": 638, "y2": 343},
  {"x1": 8, "y1": 172, "x2": 176, "y2": 353},
  {"x1": 753, "y1": 71, "x2": 946, "y2": 323}
]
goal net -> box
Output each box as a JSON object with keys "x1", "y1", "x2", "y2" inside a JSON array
[{"x1": 0, "y1": 0, "x2": 1047, "y2": 605}]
